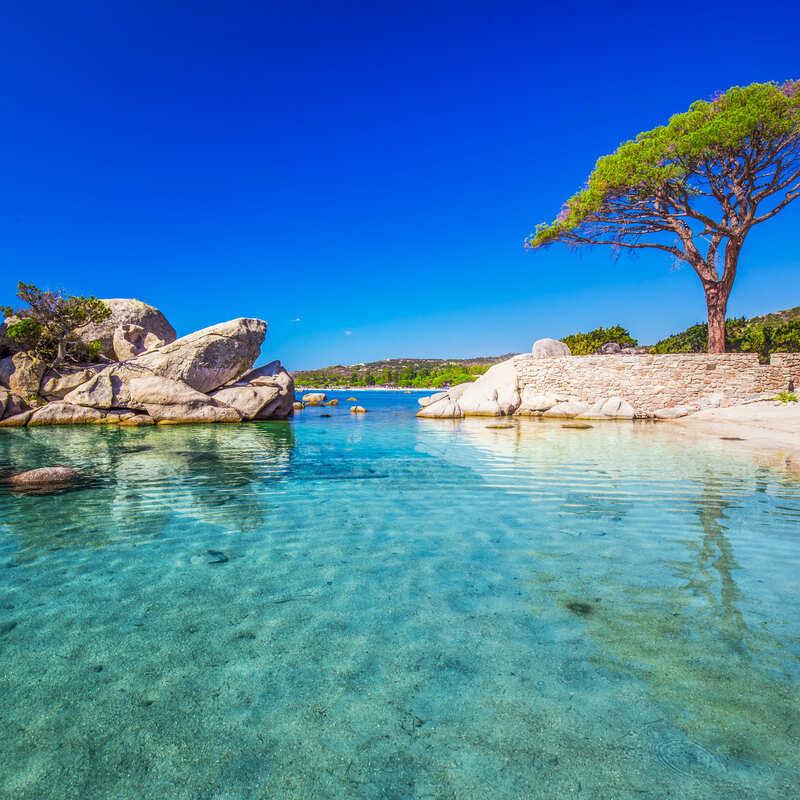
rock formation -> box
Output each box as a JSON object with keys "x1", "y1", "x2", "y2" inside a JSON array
[
  {"x1": 417, "y1": 342, "x2": 795, "y2": 420},
  {"x1": 76, "y1": 298, "x2": 177, "y2": 360},
  {"x1": 0, "y1": 307, "x2": 294, "y2": 427}
]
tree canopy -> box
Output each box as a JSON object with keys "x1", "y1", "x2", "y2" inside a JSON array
[
  {"x1": 1, "y1": 282, "x2": 111, "y2": 364},
  {"x1": 527, "y1": 81, "x2": 800, "y2": 352}
]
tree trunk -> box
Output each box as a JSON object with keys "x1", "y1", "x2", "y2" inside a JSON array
[{"x1": 705, "y1": 283, "x2": 729, "y2": 354}]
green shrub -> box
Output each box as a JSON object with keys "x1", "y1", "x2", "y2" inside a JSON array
[
  {"x1": 653, "y1": 318, "x2": 800, "y2": 360},
  {"x1": 561, "y1": 325, "x2": 637, "y2": 355},
  {"x1": 86, "y1": 339, "x2": 104, "y2": 362},
  {"x1": 776, "y1": 391, "x2": 798, "y2": 403}
]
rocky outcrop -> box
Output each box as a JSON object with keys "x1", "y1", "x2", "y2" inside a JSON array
[
  {"x1": 76, "y1": 298, "x2": 176, "y2": 359},
  {"x1": 0, "y1": 353, "x2": 46, "y2": 398},
  {"x1": 532, "y1": 338, "x2": 571, "y2": 358},
  {"x1": 132, "y1": 318, "x2": 266, "y2": 393},
  {"x1": 28, "y1": 402, "x2": 112, "y2": 425},
  {"x1": 40, "y1": 366, "x2": 101, "y2": 399},
  {"x1": 64, "y1": 364, "x2": 242, "y2": 423},
  {"x1": 0, "y1": 305, "x2": 292, "y2": 427},
  {"x1": 112, "y1": 324, "x2": 168, "y2": 361},
  {"x1": 302, "y1": 392, "x2": 326, "y2": 406},
  {"x1": 214, "y1": 361, "x2": 294, "y2": 419}
]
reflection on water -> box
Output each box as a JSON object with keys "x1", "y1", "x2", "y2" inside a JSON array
[
  {"x1": 0, "y1": 422, "x2": 294, "y2": 563},
  {"x1": 1, "y1": 397, "x2": 799, "y2": 799}
]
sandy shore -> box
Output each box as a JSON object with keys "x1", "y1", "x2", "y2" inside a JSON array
[{"x1": 669, "y1": 401, "x2": 800, "y2": 470}]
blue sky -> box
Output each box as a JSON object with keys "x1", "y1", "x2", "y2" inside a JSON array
[{"x1": 1, "y1": 1, "x2": 798, "y2": 369}]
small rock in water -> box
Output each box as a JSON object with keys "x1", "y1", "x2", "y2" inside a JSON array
[
  {"x1": 0, "y1": 466, "x2": 84, "y2": 494},
  {"x1": 206, "y1": 549, "x2": 229, "y2": 565},
  {"x1": 320, "y1": 413, "x2": 331, "y2": 418},
  {"x1": 566, "y1": 601, "x2": 593, "y2": 616},
  {"x1": 350, "y1": 406, "x2": 367, "y2": 413},
  {"x1": 562, "y1": 423, "x2": 592, "y2": 430},
  {"x1": 486, "y1": 424, "x2": 514, "y2": 429}
]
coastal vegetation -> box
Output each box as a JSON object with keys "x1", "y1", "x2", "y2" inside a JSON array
[
  {"x1": 560, "y1": 325, "x2": 637, "y2": 355},
  {"x1": 652, "y1": 306, "x2": 800, "y2": 360},
  {"x1": 292, "y1": 356, "x2": 511, "y2": 388},
  {"x1": 528, "y1": 80, "x2": 800, "y2": 353},
  {"x1": 1, "y1": 281, "x2": 110, "y2": 365}
]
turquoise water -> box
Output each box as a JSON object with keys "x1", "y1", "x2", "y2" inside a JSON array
[{"x1": 1, "y1": 390, "x2": 799, "y2": 799}]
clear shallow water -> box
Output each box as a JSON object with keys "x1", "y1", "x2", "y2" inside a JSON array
[{"x1": 1, "y1": 390, "x2": 799, "y2": 799}]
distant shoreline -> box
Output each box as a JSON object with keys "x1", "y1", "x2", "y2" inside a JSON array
[{"x1": 295, "y1": 386, "x2": 439, "y2": 393}]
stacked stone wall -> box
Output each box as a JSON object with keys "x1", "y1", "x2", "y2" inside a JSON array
[
  {"x1": 769, "y1": 353, "x2": 800, "y2": 386},
  {"x1": 513, "y1": 353, "x2": 795, "y2": 415}
]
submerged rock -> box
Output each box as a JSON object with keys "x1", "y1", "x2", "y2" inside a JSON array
[{"x1": 1, "y1": 466, "x2": 83, "y2": 488}]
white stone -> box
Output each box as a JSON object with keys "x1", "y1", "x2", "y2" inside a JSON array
[
  {"x1": 518, "y1": 388, "x2": 558, "y2": 413},
  {"x1": 416, "y1": 395, "x2": 463, "y2": 418},
  {"x1": 531, "y1": 338, "x2": 571, "y2": 358},
  {"x1": 654, "y1": 406, "x2": 690, "y2": 419},
  {"x1": 600, "y1": 397, "x2": 635, "y2": 419},
  {"x1": 418, "y1": 391, "x2": 448, "y2": 407},
  {"x1": 458, "y1": 360, "x2": 520, "y2": 416},
  {"x1": 542, "y1": 400, "x2": 589, "y2": 418}
]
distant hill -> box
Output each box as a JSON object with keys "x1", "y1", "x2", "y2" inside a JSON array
[
  {"x1": 292, "y1": 354, "x2": 518, "y2": 389},
  {"x1": 748, "y1": 306, "x2": 800, "y2": 327}
]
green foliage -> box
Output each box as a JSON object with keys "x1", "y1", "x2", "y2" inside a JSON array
[
  {"x1": 561, "y1": 325, "x2": 637, "y2": 355},
  {"x1": 652, "y1": 317, "x2": 800, "y2": 360},
  {"x1": 775, "y1": 391, "x2": 798, "y2": 403},
  {"x1": 1, "y1": 282, "x2": 111, "y2": 364},
  {"x1": 528, "y1": 81, "x2": 800, "y2": 248},
  {"x1": 86, "y1": 340, "x2": 103, "y2": 361},
  {"x1": 6, "y1": 318, "x2": 42, "y2": 350},
  {"x1": 295, "y1": 362, "x2": 490, "y2": 388},
  {"x1": 651, "y1": 323, "x2": 711, "y2": 354}
]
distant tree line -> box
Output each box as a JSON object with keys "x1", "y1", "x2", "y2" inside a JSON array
[{"x1": 295, "y1": 363, "x2": 490, "y2": 388}]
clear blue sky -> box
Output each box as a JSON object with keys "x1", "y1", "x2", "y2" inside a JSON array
[{"x1": 1, "y1": 1, "x2": 798, "y2": 369}]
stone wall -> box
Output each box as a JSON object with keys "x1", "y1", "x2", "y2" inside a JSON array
[
  {"x1": 513, "y1": 352, "x2": 795, "y2": 415},
  {"x1": 769, "y1": 353, "x2": 800, "y2": 386}
]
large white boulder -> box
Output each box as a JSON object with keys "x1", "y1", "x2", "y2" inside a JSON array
[
  {"x1": 532, "y1": 338, "x2": 571, "y2": 358},
  {"x1": 131, "y1": 318, "x2": 266, "y2": 393},
  {"x1": 458, "y1": 360, "x2": 520, "y2": 416},
  {"x1": 64, "y1": 364, "x2": 241, "y2": 423},
  {"x1": 76, "y1": 298, "x2": 176, "y2": 359}
]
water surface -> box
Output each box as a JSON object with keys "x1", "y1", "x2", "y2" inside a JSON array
[{"x1": 1, "y1": 391, "x2": 799, "y2": 798}]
